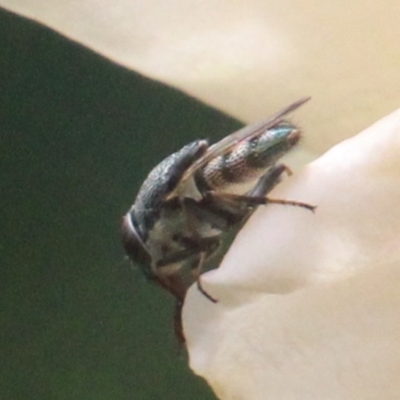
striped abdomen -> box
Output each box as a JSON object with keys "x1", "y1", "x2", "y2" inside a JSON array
[{"x1": 197, "y1": 121, "x2": 300, "y2": 191}]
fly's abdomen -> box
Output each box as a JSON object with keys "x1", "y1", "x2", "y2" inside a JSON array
[{"x1": 198, "y1": 121, "x2": 300, "y2": 191}]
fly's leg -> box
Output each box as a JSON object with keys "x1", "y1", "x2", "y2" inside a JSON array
[
  {"x1": 192, "y1": 164, "x2": 314, "y2": 229},
  {"x1": 178, "y1": 164, "x2": 315, "y2": 303},
  {"x1": 150, "y1": 273, "x2": 188, "y2": 343},
  {"x1": 184, "y1": 165, "x2": 314, "y2": 303},
  {"x1": 250, "y1": 164, "x2": 292, "y2": 197},
  {"x1": 192, "y1": 252, "x2": 219, "y2": 303},
  {"x1": 196, "y1": 265, "x2": 218, "y2": 303},
  {"x1": 208, "y1": 164, "x2": 316, "y2": 213},
  {"x1": 180, "y1": 198, "x2": 223, "y2": 302},
  {"x1": 179, "y1": 235, "x2": 220, "y2": 303},
  {"x1": 263, "y1": 198, "x2": 316, "y2": 210},
  {"x1": 151, "y1": 273, "x2": 187, "y2": 302},
  {"x1": 173, "y1": 298, "x2": 186, "y2": 345},
  {"x1": 156, "y1": 233, "x2": 220, "y2": 303},
  {"x1": 211, "y1": 192, "x2": 316, "y2": 212},
  {"x1": 182, "y1": 197, "x2": 234, "y2": 230},
  {"x1": 163, "y1": 233, "x2": 221, "y2": 265}
]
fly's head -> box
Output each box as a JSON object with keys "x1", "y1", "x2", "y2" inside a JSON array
[{"x1": 121, "y1": 211, "x2": 152, "y2": 277}]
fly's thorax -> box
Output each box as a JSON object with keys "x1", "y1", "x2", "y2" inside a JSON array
[
  {"x1": 135, "y1": 140, "x2": 208, "y2": 204},
  {"x1": 197, "y1": 121, "x2": 300, "y2": 192},
  {"x1": 132, "y1": 140, "x2": 209, "y2": 234}
]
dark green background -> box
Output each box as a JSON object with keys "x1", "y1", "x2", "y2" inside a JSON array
[{"x1": 0, "y1": 8, "x2": 240, "y2": 400}]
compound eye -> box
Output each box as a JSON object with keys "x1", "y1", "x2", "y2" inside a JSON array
[{"x1": 121, "y1": 213, "x2": 151, "y2": 268}]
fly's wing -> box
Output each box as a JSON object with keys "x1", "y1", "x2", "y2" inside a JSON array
[{"x1": 168, "y1": 97, "x2": 310, "y2": 199}]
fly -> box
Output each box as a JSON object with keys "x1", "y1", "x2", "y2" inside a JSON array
[{"x1": 121, "y1": 97, "x2": 315, "y2": 309}]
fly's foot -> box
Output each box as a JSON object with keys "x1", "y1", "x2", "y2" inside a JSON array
[{"x1": 196, "y1": 278, "x2": 218, "y2": 303}]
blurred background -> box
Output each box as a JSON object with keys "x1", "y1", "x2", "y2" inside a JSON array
[{"x1": 0, "y1": 8, "x2": 242, "y2": 399}]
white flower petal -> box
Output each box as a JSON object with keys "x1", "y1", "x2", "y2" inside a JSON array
[
  {"x1": 2, "y1": 1, "x2": 400, "y2": 153},
  {"x1": 183, "y1": 108, "x2": 400, "y2": 399}
]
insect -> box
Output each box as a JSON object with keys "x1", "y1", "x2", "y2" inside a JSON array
[{"x1": 121, "y1": 97, "x2": 315, "y2": 309}]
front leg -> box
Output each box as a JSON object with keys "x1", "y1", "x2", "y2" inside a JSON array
[
  {"x1": 156, "y1": 234, "x2": 220, "y2": 303},
  {"x1": 180, "y1": 235, "x2": 220, "y2": 303}
]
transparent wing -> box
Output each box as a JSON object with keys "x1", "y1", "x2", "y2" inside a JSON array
[{"x1": 172, "y1": 97, "x2": 310, "y2": 197}]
